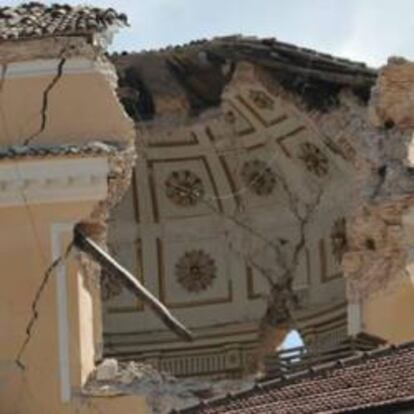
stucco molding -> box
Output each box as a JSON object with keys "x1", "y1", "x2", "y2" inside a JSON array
[
  {"x1": 0, "y1": 157, "x2": 108, "y2": 207},
  {"x1": 0, "y1": 57, "x2": 115, "y2": 80}
]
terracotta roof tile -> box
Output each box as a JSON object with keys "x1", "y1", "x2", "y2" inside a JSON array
[
  {"x1": 175, "y1": 341, "x2": 414, "y2": 414},
  {"x1": 0, "y1": 2, "x2": 127, "y2": 41},
  {"x1": 112, "y1": 35, "x2": 376, "y2": 117},
  {"x1": 113, "y1": 35, "x2": 377, "y2": 79}
]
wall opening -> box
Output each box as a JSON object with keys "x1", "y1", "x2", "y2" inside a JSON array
[{"x1": 279, "y1": 330, "x2": 304, "y2": 351}]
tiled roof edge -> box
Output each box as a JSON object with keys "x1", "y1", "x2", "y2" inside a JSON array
[
  {"x1": 0, "y1": 3, "x2": 128, "y2": 41},
  {"x1": 173, "y1": 339, "x2": 414, "y2": 414},
  {"x1": 339, "y1": 395, "x2": 414, "y2": 414},
  {"x1": 111, "y1": 35, "x2": 377, "y2": 75}
]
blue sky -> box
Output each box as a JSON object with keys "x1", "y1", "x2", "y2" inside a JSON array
[
  {"x1": 2, "y1": 0, "x2": 414, "y2": 67},
  {"x1": 110, "y1": 0, "x2": 414, "y2": 68},
  {"x1": 280, "y1": 330, "x2": 303, "y2": 349}
]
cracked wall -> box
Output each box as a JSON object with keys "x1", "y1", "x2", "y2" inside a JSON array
[
  {"x1": 0, "y1": 31, "x2": 145, "y2": 413},
  {"x1": 0, "y1": 36, "x2": 134, "y2": 147},
  {"x1": 0, "y1": 190, "x2": 123, "y2": 414}
]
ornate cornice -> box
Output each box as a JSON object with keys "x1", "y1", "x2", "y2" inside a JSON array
[{"x1": 0, "y1": 157, "x2": 108, "y2": 206}]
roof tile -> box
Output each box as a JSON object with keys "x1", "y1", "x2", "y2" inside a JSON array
[
  {"x1": 0, "y1": 2, "x2": 127, "y2": 41},
  {"x1": 176, "y1": 342, "x2": 414, "y2": 413}
]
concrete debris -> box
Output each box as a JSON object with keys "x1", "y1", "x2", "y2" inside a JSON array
[
  {"x1": 84, "y1": 361, "x2": 255, "y2": 414},
  {"x1": 96, "y1": 358, "x2": 119, "y2": 382}
]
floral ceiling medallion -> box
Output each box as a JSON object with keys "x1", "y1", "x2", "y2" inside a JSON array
[
  {"x1": 249, "y1": 89, "x2": 275, "y2": 110},
  {"x1": 331, "y1": 218, "x2": 348, "y2": 263},
  {"x1": 165, "y1": 170, "x2": 205, "y2": 207},
  {"x1": 175, "y1": 250, "x2": 217, "y2": 293},
  {"x1": 241, "y1": 159, "x2": 277, "y2": 196},
  {"x1": 298, "y1": 142, "x2": 329, "y2": 177}
]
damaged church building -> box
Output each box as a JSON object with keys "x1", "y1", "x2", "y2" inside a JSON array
[{"x1": 1, "y1": 2, "x2": 414, "y2": 414}]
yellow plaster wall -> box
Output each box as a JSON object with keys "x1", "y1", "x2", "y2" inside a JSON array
[
  {"x1": 363, "y1": 274, "x2": 414, "y2": 344},
  {"x1": 0, "y1": 66, "x2": 134, "y2": 146},
  {"x1": 0, "y1": 202, "x2": 147, "y2": 414},
  {"x1": 0, "y1": 37, "x2": 143, "y2": 412}
]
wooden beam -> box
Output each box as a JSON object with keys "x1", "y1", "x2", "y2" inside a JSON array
[{"x1": 73, "y1": 228, "x2": 193, "y2": 342}]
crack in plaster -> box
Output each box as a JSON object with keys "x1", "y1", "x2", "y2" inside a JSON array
[
  {"x1": 23, "y1": 57, "x2": 66, "y2": 145},
  {"x1": 198, "y1": 172, "x2": 322, "y2": 358},
  {"x1": 15, "y1": 240, "x2": 74, "y2": 370},
  {"x1": 253, "y1": 168, "x2": 324, "y2": 333}
]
